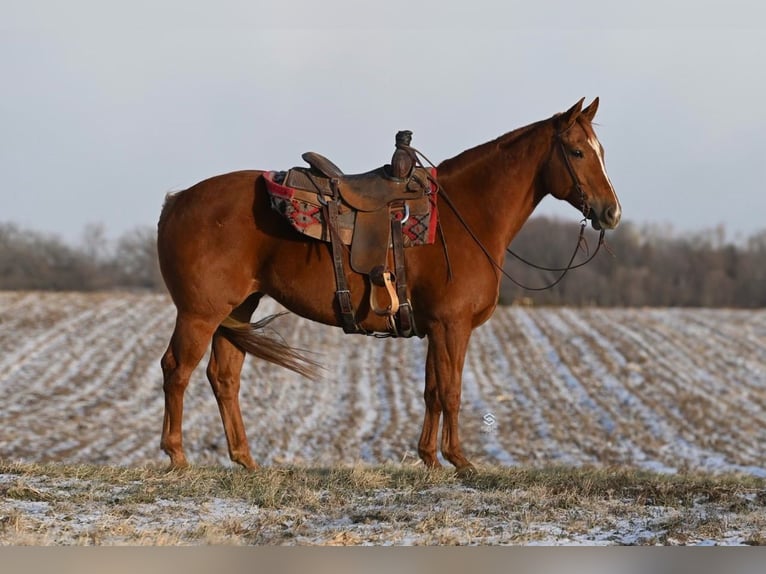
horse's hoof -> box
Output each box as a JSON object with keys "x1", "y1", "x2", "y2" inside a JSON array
[
  {"x1": 417, "y1": 452, "x2": 442, "y2": 469},
  {"x1": 166, "y1": 457, "x2": 189, "y2": 472},
  {"x1": 456, "y1": 464, "x2": 478, "y2": 478},
  {"x1": 237, "y1": 460, "x2": 259, "y2": 472}
]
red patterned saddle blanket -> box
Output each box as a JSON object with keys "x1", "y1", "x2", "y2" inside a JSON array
[{"x1": 263, "y1": 168, "x2": 439, "y2": 248}]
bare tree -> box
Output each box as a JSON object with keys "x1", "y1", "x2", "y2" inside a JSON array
[
  {"x1": 501, "y1": 217, "x2": 766, "y2": 308},
  {"x1": 112, "y1": 226, "x2": 162, "y2": 290},
  {"x1": 1, "y1": 219, "x2": 765, "y2": 305}
]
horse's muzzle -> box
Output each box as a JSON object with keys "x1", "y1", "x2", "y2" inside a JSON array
[{"x1": 589, "y1": 204, "x2": 621, "y2": 230}]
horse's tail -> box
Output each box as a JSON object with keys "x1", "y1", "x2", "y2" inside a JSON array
[
  {"x1": 217, "y1": 314, "x2": 322, "y2": 380},
  {"x1": 157, "y1": 191, "x2": 180, "y2": 234}
]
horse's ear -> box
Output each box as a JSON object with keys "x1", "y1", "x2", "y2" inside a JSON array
[
  {"x1": 557, "y1": 97, "x2": 585, "y2": 131},
  {"x1": 581, "y1": 97, "x2": 599, "y2": 123}
]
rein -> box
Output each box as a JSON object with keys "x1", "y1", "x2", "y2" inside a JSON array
[{"x1": 405, "y1": 135, "x2": 608, "y2": 292}]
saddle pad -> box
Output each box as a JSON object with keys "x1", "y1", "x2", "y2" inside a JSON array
[{"x1": 263, "y1": 170, "x2": 439, "y2": 248}]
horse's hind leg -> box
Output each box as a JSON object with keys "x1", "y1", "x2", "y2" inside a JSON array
[
  {"x1": 206, "y1": 294, "x2": 261, "y2": 470},
  {"x1": 160, "y1": 313, "x2": 219, "y2": 468},
  {"x1": 207, "y1": 334, "x2": 255, "y2": 469}
]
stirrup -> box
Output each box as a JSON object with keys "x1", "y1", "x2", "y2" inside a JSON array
[{"x1": 369, "y1": 270, "x2": 400, "y2": 316}]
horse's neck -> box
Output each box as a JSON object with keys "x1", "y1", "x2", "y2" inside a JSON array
[{"x1": 437, "y1": 121, "x2": 552, "y2": 254}]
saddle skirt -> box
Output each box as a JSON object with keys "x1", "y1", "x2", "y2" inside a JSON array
[{"x1": 264, "y1": 166, "x2": 439, "y2": 273}]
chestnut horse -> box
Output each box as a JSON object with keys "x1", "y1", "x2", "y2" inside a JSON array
[{"x1": 157, "y1": 97, "x2": 621, "y2": 472}]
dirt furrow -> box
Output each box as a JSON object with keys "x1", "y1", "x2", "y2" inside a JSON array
[
  {"x1": 0, "y1": 293, "x2": 122, "y2": 382},
  {"x1": 385, "y1": 338, "x2": 427, "y2": 461},
  {"x1": 674, "y1": 310, "x2": 766, "y2": 413},
  {"x1": 495, "y1": 310, "x2": 578, "y2": 464},
  {"x1": 640, "y1": 310, "x2": 765, "y2": 462},
  {"x1": 558, "y1": 308, "x2": 697, "y2": 471},
  {"x1": 63, "y1": 295, "x2": 176, "y2": 464},
  {"x1": 534, "y1": 308, "x2": 663, "y2": 466},
  {"x1": 236, "y1": 320, "x2": 299, "y2": 465},
  {"x1": 340, "y1": 337, "x2": 380, "y2": 463},
  {"x1": 2, "y1": 292, "x2": 764, "y2": 476},
  {"x1": 0, "y1": 292, "x2": 39, "y2": 318},
  {"x1": 603, "y1": 310, "x2": 764, "y2": 473},
  {"x1": 512, "y1": 308, "x2": 608, "y2": 464},
  {"x1": 280, "y1": 318, "x2": 350, "y2": 464},
  {"x1": 461, "y1": 323, "x2": 517, "y2": 465},
  {"x1": 1, "y1": 297, "x2": 134, "y2": 395},
  {"x1": 638, "y1": 310, "x2": 766, "y2": 468},
  {"x1": 606, "y1": 311, "x2": 721, "y2": 423},
  {"x1": 363, "y1": 337, "x2": 428, "y2": 464},
  {"x1": 0, "y1": 294, "x2": 174, "y2": 464},
  {"x1": 479, "y1": 311, "x2": 564, "y2": 464},
  {"x1": 0, "y1": 296, "x2": 139, "y2": 459}
]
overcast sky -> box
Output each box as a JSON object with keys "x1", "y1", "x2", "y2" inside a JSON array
[{"x1": 2, "y1": 1, "x2": 765, "y2": 244}]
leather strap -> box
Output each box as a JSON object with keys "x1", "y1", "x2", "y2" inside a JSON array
[
  {"x1": 325, "y1": 181, "x2": 361, "y2": 334},
  {"x1": 322, "y1": 191, "x2": 418, "y2": 338},
  {"x1": 390, "y1": 203, "x2": 416, "y2": 337}
]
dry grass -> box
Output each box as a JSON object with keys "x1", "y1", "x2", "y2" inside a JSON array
[
  {"x1": 1, "y1": 460, "x2": 764, "y2": 545},
  {"x1": 2, "y1": 295, "x2": 765, "y2": 545}
]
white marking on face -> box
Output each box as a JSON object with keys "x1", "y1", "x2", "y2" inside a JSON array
[{"x1": 587, "y1": 135, "x2": 621, "y2": 219}]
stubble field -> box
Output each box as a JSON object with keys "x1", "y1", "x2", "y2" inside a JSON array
[{"x1": 0, "y1": 291, "x2": 764, "y2": 545}]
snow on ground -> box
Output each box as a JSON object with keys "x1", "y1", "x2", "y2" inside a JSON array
[
  {"x1": 1, "y1": 470, "x2": 761, "y2": 546},
  {"x1": 0, "y1": 291, "x2": 765, "y2": 476}
]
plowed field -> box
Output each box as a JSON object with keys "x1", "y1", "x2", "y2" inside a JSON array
[{"x1": 1, "y1": 291, "x2": 764, "y2": 476}]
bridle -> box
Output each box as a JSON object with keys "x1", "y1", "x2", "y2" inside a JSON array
[
  {"x1": 554, "y1": 129, "x2": 592, "y2": 221},
  {"x1": 405, "y1": 132, "x2": 609, "y2": 292},
  {"x1": 500, "y1": 132, "x2": 607, "y2": 290}
]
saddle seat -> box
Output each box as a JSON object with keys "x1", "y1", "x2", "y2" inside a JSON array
[{"x1": 300, "y1": 152, "x2": 428, "y2": 212}]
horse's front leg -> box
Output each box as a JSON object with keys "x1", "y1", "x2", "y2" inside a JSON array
[
  {"x1": 417, "y1": 344, "x2": 442, "y2": 468},
  {"x1": 418, "y1": 321, "x2": 475, "y2": 472}
]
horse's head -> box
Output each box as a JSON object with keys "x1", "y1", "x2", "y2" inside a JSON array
[{"x1": 546, "y1": 98, "x2": 621, "y2": 230}]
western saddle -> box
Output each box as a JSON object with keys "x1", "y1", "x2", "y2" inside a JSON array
[{"x1": 280, "y1": 130, "x2": 432, "y2": 337}]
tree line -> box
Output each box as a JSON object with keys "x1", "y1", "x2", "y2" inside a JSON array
[
  {"x1": 0, "y1": 223, "x2": 161, "y2": 292},
  {"x1": 499, "y1": 217, "x2": 766, "y2": 307},
  {"x1": 1, "y1": 218, "x2": 765, "y2": 307}
]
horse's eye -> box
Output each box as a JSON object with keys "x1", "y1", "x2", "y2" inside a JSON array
[{"x1": 571, "y1": 149, "x2": 584, "y2": 158}]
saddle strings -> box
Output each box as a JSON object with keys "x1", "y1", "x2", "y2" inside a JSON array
[{"x1": 402, "y1": 144, "x2": 608, "y2": 292}]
